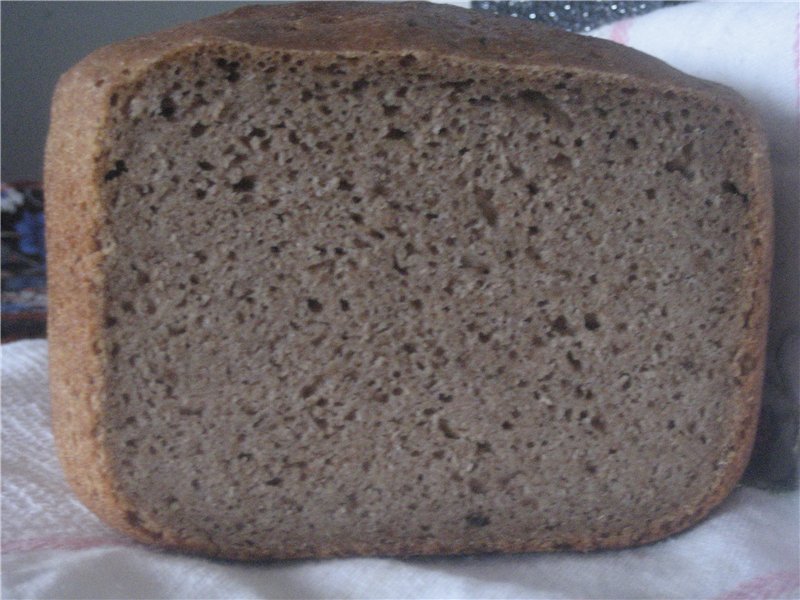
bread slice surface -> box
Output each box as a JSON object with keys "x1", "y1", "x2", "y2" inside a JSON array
[{"x1": 45, "y1": 1, "x2": 772, "y2": 559}]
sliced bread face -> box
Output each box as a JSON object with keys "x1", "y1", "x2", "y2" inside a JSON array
[{"x1": 46, "y1": 3, "x2": 771, "y2": 559}]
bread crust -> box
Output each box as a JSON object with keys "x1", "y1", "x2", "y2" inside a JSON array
[{"x1": 45, "y1": 1, "x2": 772, "y2": 559}]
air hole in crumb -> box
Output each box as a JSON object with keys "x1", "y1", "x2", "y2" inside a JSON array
[
  {"x1": 584, "y1": 313, "x2": 601, "y2": 331},
  {"x1": 307, "y1": 298, "x2": 323, "y2": 313},
  {"x1": 590, "y1": 415, "x2": 606, "y2": 433},
  {"x1": 159, "y1": 97, "x2": 176, "y2": 118},
  {"x1": 514, "y1": 89, "x2": 574, "y2": 129},
  {"x1": 475, "y1": 187, "x2": 498, "y2": 226},
  {"x1": 566, "y1": 351, "x2": 582, "y2": 371},
  {"x1": 664, "y1": 142, "x2": 694, "y2": 179},
  {"x1": 232, "y1": 176, "x2": 255, "y2": 192},
  {"x1": 721, "y1": 180, "x2": 749, "y2": 204},
  {"x1": 468, "y1": 479, "x2": 486, "y2": 494},
  {"x1": 104, "y1": 160, "x2": 128, "y2": 181},
  {"x1": 399, "y1": 54, "x2": 417, "y2": 67},
  {"x1": 339, "y1": 299, "x2": 350, "y2": 311},
  {"x1": 197, "y1": 161, "x2": 214, "y2": 171},
  {"x1": 465, "y1": 513, "x2": 490, "y2": 527},
  {"x1": 721, "y1": 180, "x2": 738, "y2": 194},
  {"x1": 385, "y1": 128, "x2": 407, "y2": 140},
  {"x1": 392, "y1": 255, "x2": 409, "y2": 276},
  {"x1": 351, "y1": 78, "x2": 368, "y2": 92},
  {"x1": 551, "y1": 315, "x2": 571, "y2": 335},
  {"x1": 438, "y1": 418, "x2": 459, "y2": 439},
  {"x1": 190, "y1": 122, "x2": 207, "y2": 137},
  {"x1": 548, "y1": 153, "x2": 573, "y2": 170},
  {"x1": 300, "y1": 381, "x2": 319, "y2": 399},
  {"x1": 266, "y1": 477, "x2": 283, "y2": 486},
  {"x1": 383, "y1": 104, "x2": 401, "y2": 116}
]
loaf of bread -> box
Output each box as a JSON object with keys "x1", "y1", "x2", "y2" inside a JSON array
[{"x1": 45, "y1": 2, "x2": 772, "y2": 560}]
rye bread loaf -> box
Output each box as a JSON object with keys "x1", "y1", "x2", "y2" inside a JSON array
[{"x1": 45, "y1": 2, "x2": 772, "y2": 560}]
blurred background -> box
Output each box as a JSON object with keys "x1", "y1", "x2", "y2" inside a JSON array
[{"x1": 2, "y1": 2, "x2": 253, "y2": 182}]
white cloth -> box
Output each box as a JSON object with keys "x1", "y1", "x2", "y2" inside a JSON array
[{"x1": 3, "y1": 3, "x2": 799, "y2": 598}]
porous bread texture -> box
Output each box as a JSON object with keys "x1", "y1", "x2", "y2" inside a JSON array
[{"x1": 46, "y1": 2, "x2": 772, "y2": 560}]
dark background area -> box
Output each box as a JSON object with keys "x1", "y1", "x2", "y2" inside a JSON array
[{"x1": 2, "y1": 2, "x2": 251, "y2": 182}]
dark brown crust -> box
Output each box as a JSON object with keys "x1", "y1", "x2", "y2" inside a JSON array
[{"x1": 46, "y1": 1, "x2": 772, "y2": 560}]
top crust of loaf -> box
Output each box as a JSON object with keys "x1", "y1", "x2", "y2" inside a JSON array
[
  {"x1": 58, "y1": 1, "x2": 755, "y2": 106},
  {"x1": 45, "y1": 2, "x2": 772, "y2": 559}
]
